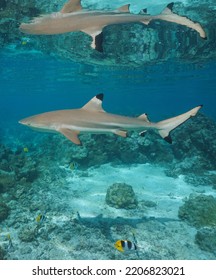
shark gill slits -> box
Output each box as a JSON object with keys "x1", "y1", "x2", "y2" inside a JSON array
[{"x1": 96, "y1": 93, "x2": 104, "y2": 101}]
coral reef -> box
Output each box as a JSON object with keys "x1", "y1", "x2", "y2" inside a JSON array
[
  {"x1": 178, "y1": 194, "x2": 216, "y2": 228},
  {"x1": 0, "y1": 143, "x2": 40, "y2": 195},
  {"x1": 0, "y1": 245, "x2": 5, "y2": 260},
  {"x1": 164, "y1": 113, "x2": 216, "y2": 187},
  {"x1": 18, "y1": 226, "x2": 36, "y2": 242},
  {"x1": 195, "y1": 227, "x2": 216, "y2": 256},
  {"x1": 105, "y1": 183, "x2": 138, "y2": 209},
  {"x1": 0, "y1": 170, "x2": 15, "y2": 193},
  {"x1": 0, "y1": 202, "x2": 10, "y2": 222}
]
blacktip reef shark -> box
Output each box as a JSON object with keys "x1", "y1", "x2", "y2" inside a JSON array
[
  {"x1": 19, "y1": 94, "x2": 202, "y2": 145},
  {"x1": 19, "y1": 0, "x2": 207, "y2": 52}
]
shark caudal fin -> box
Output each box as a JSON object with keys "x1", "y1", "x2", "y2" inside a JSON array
[
  {"x1": 156, "y1": 105, "x2": 202, "y2": 144},
  {"x1": 159, "y1": 3, "x2": 207, "y2": 39}
]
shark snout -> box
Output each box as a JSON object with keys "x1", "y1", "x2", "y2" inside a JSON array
[{"x1": 19, "y1": 118, "x2": 31, "y2": 126}]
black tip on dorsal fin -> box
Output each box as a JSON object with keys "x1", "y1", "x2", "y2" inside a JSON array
[
  {"x1": 96, "y1": 93, "x2": 104, "y2": 101},
  {"x1": 164, "y1": 135, "x2": 172, "y2": 144},
  {"x1": 167, "y1": 2, "x2": 174, "y2": 11}
]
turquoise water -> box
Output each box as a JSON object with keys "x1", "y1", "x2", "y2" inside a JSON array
[
  {"x1": 1, "y1": 53, "x2": 216, "y2": 129},
  {"x1": 0, "y1": 0, "x2": 216, "y2": 260}
]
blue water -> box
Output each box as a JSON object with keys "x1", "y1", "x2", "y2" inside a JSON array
[{"x1": 1, "y1": 51, "x2": 216, "y2": 137}]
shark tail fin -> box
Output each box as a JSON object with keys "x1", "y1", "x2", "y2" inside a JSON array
[
  {"x1": 160, "y1": 3, "x2": 207, "y2": 39},
  {"x1": 156, "y1": 105, "x2": 202, "y2": 144}
]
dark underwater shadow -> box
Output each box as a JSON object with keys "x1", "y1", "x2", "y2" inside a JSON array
[{"x1": 77, "y1": 212, "x2": 180, "y2": 240}]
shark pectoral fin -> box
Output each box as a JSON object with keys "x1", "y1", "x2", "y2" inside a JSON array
[
  {"x1": 59, "y1": 128, "x2": 81, "y2": 145},
  {"x1": 60, "y1": 0, "x2": 82, "y2": 13},
  {"x1": 113, "y1": 130, "x2": 127, "y2": 138},
  {"x1": 82, "y1": 28, "x2": 104, "y2": 52},
  {"x1": 117, "y1": 4, "x2": 130, "y2": 13}
]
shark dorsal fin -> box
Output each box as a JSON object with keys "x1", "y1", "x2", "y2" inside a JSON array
[
  {"x1": 82, "y1": 94, "x2": 105, "y2": 112},
  {"x1": 61, "y1": 0, "x2": 82, "y2": 13},
  {"x1": 117, "y1": 4, "x2": 130, "y2": 13}
]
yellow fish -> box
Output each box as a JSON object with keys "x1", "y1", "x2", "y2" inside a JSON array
[
  {"x1": 36, "y1": 214, "x2": 46, "y2": 223},
  {"x1": 114, "y1": 240, "x2": 137, "y2": 253},
  {"x1": 69, "y1": 161, "x2": 78, "y2": 171},
  {"x1": 23, "y1": 147, "x2": 29, "y2": 152}
]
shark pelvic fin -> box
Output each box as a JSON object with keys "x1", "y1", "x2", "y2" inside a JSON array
[
  {"x1": 59, "y1": 128, "x2": 81, "y2": 145},
  {"x1": 82, "y1": 94, "x2": 105, "y2": 112},
  {"x1": 114, "y1": 130, "x2": 127, "y2": 137},
  {"x1": 139, "y1": 8, "x2": 148, "y2": 15},
  {"x1": 61, "y1": 0, "x2": 82, "y2": 13},
  {"x1": 117, "y1": 4, "x2": 130, "y2": 13}
]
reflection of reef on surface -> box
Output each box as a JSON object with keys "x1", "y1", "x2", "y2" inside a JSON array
[{"x1": 1, "y1": 1, "x2": 216, "y2": 66}]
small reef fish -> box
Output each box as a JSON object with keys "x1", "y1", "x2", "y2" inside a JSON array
[
  {"x1": 23, "y1": 147, "x2": 29, "y2": 152},
  {"x1": 69, "y1": 161, "x2": 78, "y2": 171},
  {"x1": 19, "y1": 0, "x2": 207, "y2": 52},
  {"x1": 19, "y1": 93, "x2": 202, "y2": 146},
  {"x1": 7, "y1": 233, "x2": 13, "y2": 251},
  {"x1": 115, "y1": 233, "x2": 139, "y2": 257},
  {"x1": 115, "y1": 239, "x2": 138, "y2": 253},
  {"x1": 36, "y1": 213, "x2": 46, "y2": 223}
]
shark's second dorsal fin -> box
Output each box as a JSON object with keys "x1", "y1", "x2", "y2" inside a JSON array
[
  {"x1": 117, "y1": 4, "x2": 130, "y2": 13},
  {"x1": 61, "y1": 0, "x2": 82, "y2": 13},
  {"x1": 161, "y1": 2, "x2": 174, "y2": 15},
  {"x1": 82, "y1": 94, "x2": 105, "y2": 112},
  {"x1": 138, "y1": 113, "x2": 150, "y2": 122}
]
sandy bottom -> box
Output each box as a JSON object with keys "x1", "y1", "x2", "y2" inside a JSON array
[{"x1": 1, "y1": 163, "x2": 215, "y2": 260}]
